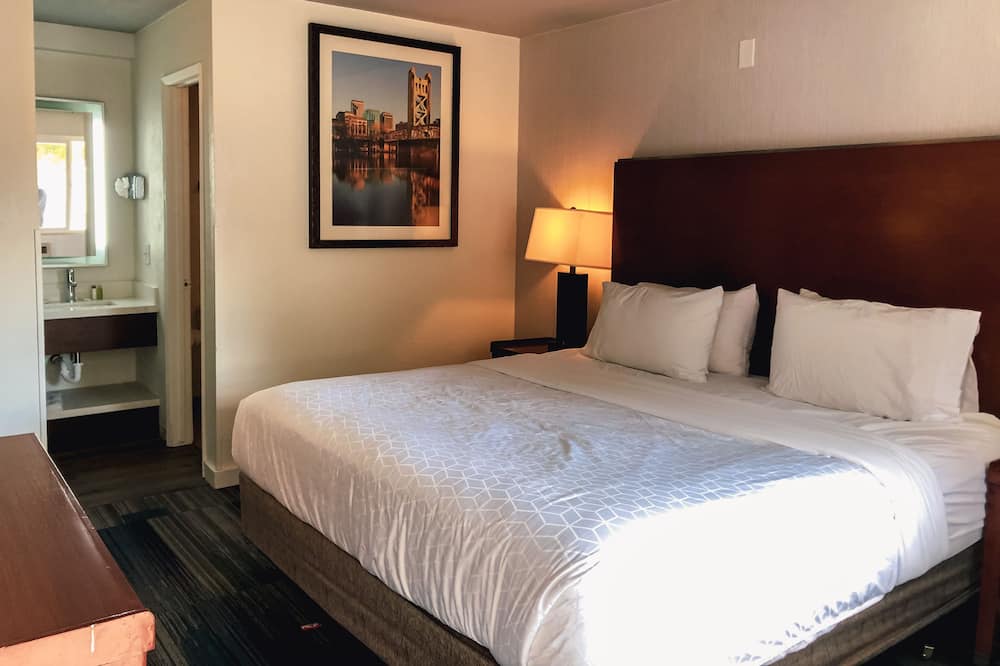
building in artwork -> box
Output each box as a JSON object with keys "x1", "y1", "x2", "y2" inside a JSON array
[
  {"x1": 333, "y1": 109, "x2": 368, "y2": 139},
  {"x1": 362, "y1": 108, "x2": 382, "y2": 135},
  {"x1": 407, "y1": 68, "x2": 432, "y2": 128},
  {"x1": 332, "y1": 75, "x2": 438, "y2": 147}
]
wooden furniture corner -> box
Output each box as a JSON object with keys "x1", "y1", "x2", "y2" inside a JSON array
[
  {"x1": 0, "y1": 434, "x2": 155, "y2": 665},
  {"x1": 975, "y1": 459, "x2": 1000, "y2": 664},
  {"x1": 489, "y1": 337, "x2": 566, "y2": 358}
]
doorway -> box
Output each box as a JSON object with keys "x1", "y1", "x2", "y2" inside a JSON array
[
  {"x1": 161, "y1": 65, "x2": 208, "y2": 471},
  {"x1": 188, "y1": 84, "x2": 202, "y2": 448}
]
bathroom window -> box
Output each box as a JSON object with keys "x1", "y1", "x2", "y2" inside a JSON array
[{"x1": 36, "y1": 137, "x2": 88, "y2": 231}]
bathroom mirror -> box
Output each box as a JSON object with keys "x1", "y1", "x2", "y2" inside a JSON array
[{"x1": 36, "y1": 97, "x2": 108, "y2": 267}]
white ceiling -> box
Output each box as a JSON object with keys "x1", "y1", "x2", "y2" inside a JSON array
[
  {"x1": 314, "y1": 0, "x2": 671, "y2": 37},
  {"x1": 34, "y1": 0, "x2": 186, "y2": 34},
  {"x1": 33, "y1": 0, "x2": 667, "y2": 37}
]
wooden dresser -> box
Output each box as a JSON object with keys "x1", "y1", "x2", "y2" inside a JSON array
[{"x1": 0, "y1": 434, "x2": 155, "y2": 665}]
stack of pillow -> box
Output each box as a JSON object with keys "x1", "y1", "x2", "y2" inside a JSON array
[
  {"x1": 582, "y1": 281, "x2": 981, "y2": 421},
  {"x1": 583, "y1": 281, "x2": 759, "y2": 383}
]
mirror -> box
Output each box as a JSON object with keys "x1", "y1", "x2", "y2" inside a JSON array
[{"x1": 36, "y1": 97, "x2": 108, "y2": 267}]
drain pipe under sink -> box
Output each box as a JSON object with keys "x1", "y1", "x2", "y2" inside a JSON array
[{"x1": 54, "y1": 353, "x2": 84, "y2": 383}]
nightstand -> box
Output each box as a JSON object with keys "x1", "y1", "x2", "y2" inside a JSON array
[{"x1": 490, "y1": 337, "x2": 566, "y2": 358}]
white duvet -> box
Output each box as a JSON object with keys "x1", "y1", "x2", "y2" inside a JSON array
[{"x1": 232, "y1": 350, "x2": 1000, "y2": 665}]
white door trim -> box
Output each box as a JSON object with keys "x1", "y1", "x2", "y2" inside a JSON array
[
  {"x1": 203, "y1": 459, "x2": 240, "y2": 489},
  {"x1": 161, "y1": 63, "x2": 204, "y2": 448},
  {"x1": 161, "y1": 63, "x2": 201, "y2": 87},
  {"x1": 34, "y1": 230, "x2": 48, "y2": 448}
]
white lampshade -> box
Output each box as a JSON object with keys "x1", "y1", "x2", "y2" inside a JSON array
[{"x1": 525, "y1": 207, "x2": 612, "y2": 270}]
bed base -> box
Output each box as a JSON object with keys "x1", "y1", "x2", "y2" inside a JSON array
[
  {"x1": 241, "y1": 475, "x2": 495, "y2": 665},
  {"x1": 241, "y1": 474, "x2": 980, "y2": 665}
]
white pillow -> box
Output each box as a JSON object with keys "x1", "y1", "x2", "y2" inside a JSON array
[
  {"x1": 962, "y1": 362, "x2": 980, "y2": 413},
  {"x1": 640, "y1": 283, "x2": 759, "y2": 376},
  {"x1": 769, "y1": 289, "x2": 980, "y2": 421},
  {"x1": 584, "y1": 282, "x2": 724, "y2": 382},
  {"x1": 800, "y1": 289, "x2": 980, "y2": 413}
]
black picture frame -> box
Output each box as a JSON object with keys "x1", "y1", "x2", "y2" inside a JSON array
[{"x1": 308, "y1": 23, "x2": 461, "y2": 248}]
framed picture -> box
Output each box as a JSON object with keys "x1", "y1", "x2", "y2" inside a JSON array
[{"x1": 309, "y1": 24, "x2": 461, "y2": 248}]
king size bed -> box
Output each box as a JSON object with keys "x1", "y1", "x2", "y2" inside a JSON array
[{"x1": 234, "y1": 137, "x2": 1000, "y2": 665}]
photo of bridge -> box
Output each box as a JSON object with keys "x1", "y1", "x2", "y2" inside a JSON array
[{"x1": 331, "y1": 53, "x2": 442, "y2": 227}]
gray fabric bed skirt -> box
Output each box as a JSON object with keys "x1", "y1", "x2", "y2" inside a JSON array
[{"x1": 240, "y1": 474, "x2": 979, "y2": 665}]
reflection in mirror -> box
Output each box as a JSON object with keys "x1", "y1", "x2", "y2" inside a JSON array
[{"x1": 36, "y1": 97, "x2": 107, "y2": 267}]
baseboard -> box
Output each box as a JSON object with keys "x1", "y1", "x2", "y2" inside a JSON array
[{"x1": 202, "y1": 459, "x2": 240, "y2": 489}]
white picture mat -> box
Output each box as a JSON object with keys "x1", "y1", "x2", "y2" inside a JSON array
[{"x1": 318, "y1": 33, "x2": 454, "y2": 241}]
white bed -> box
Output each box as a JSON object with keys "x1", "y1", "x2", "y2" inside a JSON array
[{"x1": 232, "y1": 350, "x2": 1000, "y2": 665}]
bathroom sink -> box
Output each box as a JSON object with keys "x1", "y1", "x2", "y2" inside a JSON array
[
  {"x1": 43, "y1": 298, "x2": 157, "y2": 320},
  {"x1": 46, "y1": 300, "x2": 117, "y2": 309},
  {"x1": 44, "y1": 300, "x2": 118, "y2": 315}
]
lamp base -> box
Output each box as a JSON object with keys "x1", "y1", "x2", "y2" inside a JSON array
[{"x1": 556, "y1": 271, "x2": 589, "y2": 348}]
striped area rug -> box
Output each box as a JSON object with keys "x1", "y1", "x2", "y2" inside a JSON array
[{"x1": 90, "y1": 485, "x2": 382, "y2": 666}]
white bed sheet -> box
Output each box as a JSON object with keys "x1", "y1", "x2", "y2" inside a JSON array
[
  {"x1": 232, "y1": 350, "x2": 1000, "y2": 665},
  {"x1": 671, "y1": 369, "x2": 1000, "y2": 557},
  {"x1": 489, "y1": 350, "x2": 1000, "y2": 559}
]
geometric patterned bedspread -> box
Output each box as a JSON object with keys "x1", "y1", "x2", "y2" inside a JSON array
[{"x1": 233, "y1": 362, "x2": 900, "y2": 665}]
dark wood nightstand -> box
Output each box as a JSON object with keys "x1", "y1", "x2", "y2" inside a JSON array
[{"x1": 490, "y1": 337, "x2": 566, "y2": 358}]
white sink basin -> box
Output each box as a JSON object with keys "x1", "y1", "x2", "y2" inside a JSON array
[
  {"x1": 46, "y1": 300, "x2": 117, "y2": 309},
  {"x1": 43, "y1": 298, "x2": 158, "y2": 320}
]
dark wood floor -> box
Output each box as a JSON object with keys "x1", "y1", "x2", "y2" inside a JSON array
[
  {"x1": 50, "y1": 440, "x2": 993, "y2": 665},
  {"x1": 53, "y1": 438, "x2": 205, "y2": 507},
  {"x1": 54, "y1": 440, "x2": 381, "y2": 665}
]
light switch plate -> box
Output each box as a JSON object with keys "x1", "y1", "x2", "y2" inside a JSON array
[
  {"x1": 739, "y1": 38, "x2": 756, "y2": 69},
  {"x1": 131, "y1": 174, "x2": 145, "y2": 200}
]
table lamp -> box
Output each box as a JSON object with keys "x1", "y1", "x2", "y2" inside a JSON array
[{"x1": 525, "y1": 207, "x2": 612, "y2": 347}]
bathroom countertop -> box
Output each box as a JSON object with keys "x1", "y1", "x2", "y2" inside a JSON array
[{"x1": 43, "y1": 297, "x2": 159, "y2": 320}]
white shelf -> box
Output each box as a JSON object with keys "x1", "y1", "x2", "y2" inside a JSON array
[{"x1": 47, "y1": 382, "x2": 160, "y2": 420}]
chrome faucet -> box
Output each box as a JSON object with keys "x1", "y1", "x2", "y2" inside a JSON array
[{"x1": 66, "y1": 268, "x2": 78, "y2": 303}]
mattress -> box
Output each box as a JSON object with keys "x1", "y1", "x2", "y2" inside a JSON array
[{"x1": 232, "y1": 350, "x2": 1000, "y2": 665}]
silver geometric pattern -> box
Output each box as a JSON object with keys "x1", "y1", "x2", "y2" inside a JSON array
[{"x1": 234, "y1": 364, "x2": 881, "y2": 665}]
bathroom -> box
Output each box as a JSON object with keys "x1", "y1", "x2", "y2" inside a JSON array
[{"x1": 35, "y1": 13, "x2": 207, "y2": 471}]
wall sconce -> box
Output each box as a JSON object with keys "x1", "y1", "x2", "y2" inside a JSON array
[{"x1": 114, "y1": 174, "x2": 146, "y2": 200}]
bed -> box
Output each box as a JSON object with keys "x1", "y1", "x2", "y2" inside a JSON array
[{"x1": 234, "y1": 137, "x2": 1000, "y2": 665}]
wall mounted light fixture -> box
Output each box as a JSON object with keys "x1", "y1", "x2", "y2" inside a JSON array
[{"x1": 114, "y1": 174, "x2": 146, "y2": 200}]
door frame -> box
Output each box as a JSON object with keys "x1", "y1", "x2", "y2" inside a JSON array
[{"x1": 161, "y1": 64, "x2": 203, "y2": 451}]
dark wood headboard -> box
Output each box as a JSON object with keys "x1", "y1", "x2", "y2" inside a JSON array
[{"x1": 612, "y1": 138, "x2": 1000, "y2": 414}]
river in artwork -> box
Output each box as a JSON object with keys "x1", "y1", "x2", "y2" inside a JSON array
[{"x1": 332, "y1": 150, "x2": 440, "y2": 227}]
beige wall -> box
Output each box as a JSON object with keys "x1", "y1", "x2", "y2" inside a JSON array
[
  {"x1": 209, "y1": 0, "x2": 520, "y2": 478},
  {"x1": 516, "y1": 0, "x2": 1000, "y2": 337},
  {"x1": 35, "y1": 23, "x2": 137, "y2": 293},
  {"x1": 133, "y1": 0, "x2": 215, "y2": 452},
  {"x1": 0, "y1": 0, "x2": 43, "y2": 437},
  {"x1": 134, "y1": 0, "x2": 212, "y2": 291}
]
